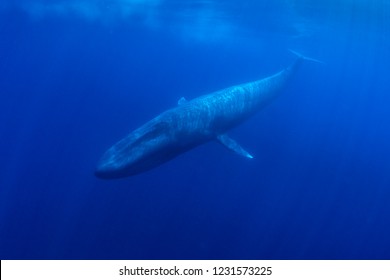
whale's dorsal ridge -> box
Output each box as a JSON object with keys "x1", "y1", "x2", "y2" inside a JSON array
[
  {"x1": 178, "y1": 97, "x2": 187, "y2": 106},
  {"x1": 217, "y1": 134, "x2": 254, "y2": 159}
]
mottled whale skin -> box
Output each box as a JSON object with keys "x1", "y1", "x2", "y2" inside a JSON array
[{"x1": 95, "y1": 53, "x2": 309, "y2": 179}]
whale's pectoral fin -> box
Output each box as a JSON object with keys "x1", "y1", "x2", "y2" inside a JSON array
[
  {"x1": 178, "y1": 97, "x2": 187, "y2": 106},
  {"x1": 217, "y1": 134, "x2": 254, "y2": 159}
]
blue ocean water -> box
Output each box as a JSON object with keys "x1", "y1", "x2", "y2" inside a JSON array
[{"x1": 0, "y1": 0, "x2": 389, "y2": 259}]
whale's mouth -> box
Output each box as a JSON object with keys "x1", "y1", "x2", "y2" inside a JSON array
[
  {"x1": 94, "y1": 145, "x2": 178, "y2": 179},
  {"x1": 94, "y1": 159, "x2": 153, "y2": 179},
  {"x1": 95, "y1": 148, "x2": 153, "y2": 178}
]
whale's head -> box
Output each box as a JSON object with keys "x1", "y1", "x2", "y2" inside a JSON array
[{"x1": 95, "y1": 119, "x2": 179, "y2": 179}]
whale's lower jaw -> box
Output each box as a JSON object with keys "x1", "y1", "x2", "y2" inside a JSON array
[
  {"x1": 94, "y1": 158, "x2": 158, "y2": 179},
  {"x1": 95, "y1": 162, "x2": 157, "y2": 179},
  {"x1": 94, "y1": 143, "x2": 190, "y2": 179}
]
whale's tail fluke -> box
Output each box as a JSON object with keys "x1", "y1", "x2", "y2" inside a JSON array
[{"x1": 288, "y1": 49, "x2": 325, "y2": 64}]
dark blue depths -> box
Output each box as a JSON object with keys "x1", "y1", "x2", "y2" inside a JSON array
[{"x1": 0, "y1": 0, "x2": 390, "y2": 259}]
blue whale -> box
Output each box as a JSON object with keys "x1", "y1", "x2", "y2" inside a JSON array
[{"x1": 95, "y1": 52, "x2": 318, "y2": 179}]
